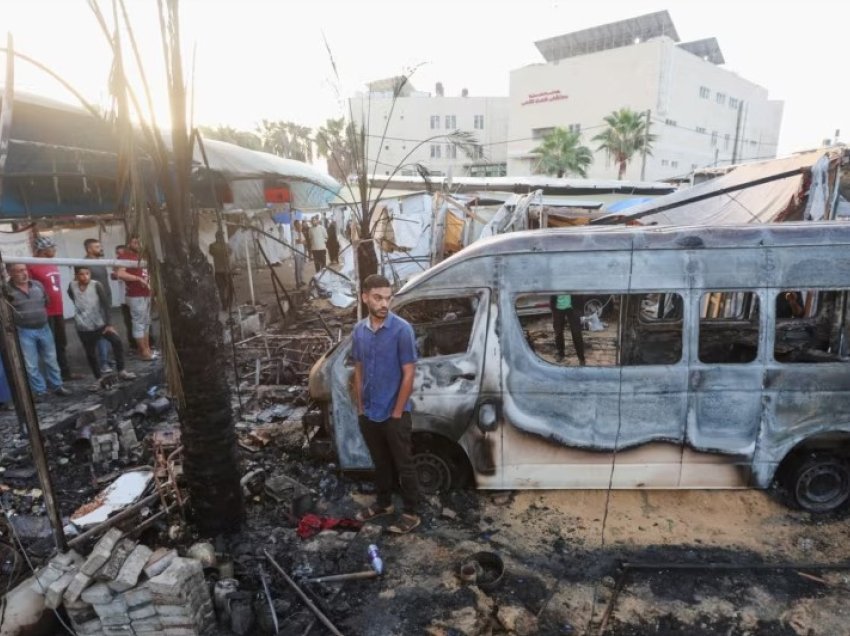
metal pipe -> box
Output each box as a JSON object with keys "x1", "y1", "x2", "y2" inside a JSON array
[
  {"x1": 307, "y1": 570, "x2": 379, "y2": 584},
  {"x1": 263, "y1": 549, "x2": 344, "y2": 636},
  {"x1": 67, "y1": 493, "x2": 159, "y2": 549},
  {"x1": 3, "y1": 256, "x2": 146, "y2": 267}
]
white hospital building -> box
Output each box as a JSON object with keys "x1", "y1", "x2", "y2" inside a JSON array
[{"x1": 507, "y1": 11, "x2": 784, "y2": 181}]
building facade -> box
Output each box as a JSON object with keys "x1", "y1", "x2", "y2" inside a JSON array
[
  {"x1": 349, "y1": 80, "x2": 509, "y2": 179},
  {"x1": 507, "y1": 12, "x2": 784, "y2": 181}
]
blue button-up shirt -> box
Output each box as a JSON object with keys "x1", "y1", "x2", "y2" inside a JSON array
[{"x1": 352, "y1": 311, "x2": 417, "y2": 422}]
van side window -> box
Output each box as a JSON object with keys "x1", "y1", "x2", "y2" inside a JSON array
[
  {"x1": 515, "y1": 293, "x2": 684, "y2": 367},
  {"x1": 775, "y1": 290, "x2": 850, "y2": 363},
  {"x1": 698, "y1": 291, "x2": 760, "y2": 363},
  {"x1": 395, "y1": 296, "x2": 477, "y2": 358}
]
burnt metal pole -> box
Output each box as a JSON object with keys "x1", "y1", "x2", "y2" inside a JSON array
[
  {"x1": 639, "y1": 109, "x2": 651, "y2": 181},
  {"x1": 0, "y1": 34, "x2": 66, "y2": 552}
]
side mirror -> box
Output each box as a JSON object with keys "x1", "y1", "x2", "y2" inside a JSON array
[{"x1": 477, "y1": 402, "x2": 498, "y2": 433}]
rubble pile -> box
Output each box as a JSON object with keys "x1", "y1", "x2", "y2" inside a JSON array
[{"x1": 33, "y1": 528, "x2": 213, "y2": 636}]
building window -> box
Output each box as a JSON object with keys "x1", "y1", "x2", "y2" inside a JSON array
[
  {"x1": 430, "y1": 144, "x2": 441, "y2": 158},
  {"x1": 474, "y1": 115, "x2": 484, "y2": 129},
  {"x1": 750, "y1": 140, "x2": 757, "y2": 146},
  {"x1": 724, "y1": 133, "x2": 731, "y2": 150},
  {"x1": 446, "y1": 144, "x2": 457, "y2": 159},
  {"x1": 699, "y1": 86, "x2": 710, "y2": 99},
  {"x1": 532, "y1": 127, "x2": 555, "y2": 139},
  {"x1": 474, "y1": 145, "x2": 484, "y2": 159},
  {"x1": 671, "y1": 160, "x2": 679, "y2": 168},
  {"x1": 568, "y1": 123, "x2": 581, "y2": 134},
  {"x1": 445, "y1": 115, "x2": 456, "y2": 129},
  {"x1": 716, "y1": 92, "x2": 726, "y2": 105},
  {"x1": 696, "y1": 126, "x2": 707, "y2": 134},
  {"x1": 430, "y1": 115, "x2": 440, "y2": 129},
  {"x1": 384, "y1": 145, "x2": 390, "y2": 150},
  {"x1": 729, "y1": 97, "x2": 739, "y2": 109},
  {"x1": 710, "y1": 131, "x2": 718, "y2": 147},
  {"x1": 661, "y1": 159, "x2": 669, "y2": 166},
  {"x1": 665, "y1": 119, "x2": 677, "y2": 126}
]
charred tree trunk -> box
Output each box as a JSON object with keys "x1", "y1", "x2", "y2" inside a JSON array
[{"x1": 162, "y1": 248, "x2": 243, "y2": 534}]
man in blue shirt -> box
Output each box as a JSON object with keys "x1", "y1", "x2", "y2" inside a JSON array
[{"x1": 352, "y1": 274, "x2": 422, "y2": 533}]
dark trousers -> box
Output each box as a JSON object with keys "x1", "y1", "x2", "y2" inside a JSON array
[
  {"x1": 215, "y1": 272, "x2": 234, "y2": 309},
  {"x1": 553, "y1": 307, "x2": 585, "y2": 363},
  {"x1": 78, "y1": 328, "x2": 125, "y2": 379},
  {"x1": 327, "y1": 242, "x2": 340, "y2": 264},
  {"x1": 48, "y1": 314, "x2": 70, "y2": 379},
  {"x1": 358, "y1": 412, "x2": 421, "y2": 514},
  {"x1": 312, "y1": 250, "x2": 327, "y2": 272}
]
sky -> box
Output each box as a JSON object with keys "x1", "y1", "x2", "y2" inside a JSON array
[{"x1": 3, "y1": 0, "x2": 848, "y2": 156}]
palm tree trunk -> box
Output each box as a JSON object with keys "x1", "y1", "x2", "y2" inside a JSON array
[
  {"x1": 618, "y1": 160, "x2": 627, "y2": 180},
  {"x1": 161, "y1": 247, "x2": 243, "y2": 534}
]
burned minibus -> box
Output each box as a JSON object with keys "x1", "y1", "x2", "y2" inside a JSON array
[{"x1": 309, "y1": 222, "x2": 850, "y2": 512}]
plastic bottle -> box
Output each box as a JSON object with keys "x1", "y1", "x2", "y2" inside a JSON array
[{"x1": 368, "y1": 544, "x2": 383, "y2": 575}]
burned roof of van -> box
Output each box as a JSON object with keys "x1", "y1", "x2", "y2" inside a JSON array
[{"x1": 397, "y1": 221, "x2": 850, "y2": 294}]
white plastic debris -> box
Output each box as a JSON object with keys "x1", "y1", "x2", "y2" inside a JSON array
[
  {"x1": 330, "y1": 292, "x2": 356, "y2": 308},
  {"x1": 70, "y1": 470, "x2": 153, "y2": 528}
]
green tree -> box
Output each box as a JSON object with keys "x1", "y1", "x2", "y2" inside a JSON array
[
  {"x1": 531, "y1": 127, "x2": 593, "y2": 178},
  {"x1": 592, "y1": 108, "x2": 655, "y2": 180},
  {"x1": 315, "y1": 117, "x2": 355, "y2": 182},
  {"x1": 256, "y1": 120, "x2": 314, "y2": 162},
  {"x1": 198, "y1": 125, "x2": 261, "y2": 150}
]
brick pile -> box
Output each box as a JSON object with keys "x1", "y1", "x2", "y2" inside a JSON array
[{"x1": 33, "y1": 529, "x2": 213, "y2": 636}]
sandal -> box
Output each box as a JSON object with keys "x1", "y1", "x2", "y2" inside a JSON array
[
  {"x1": 388, "y1": 513, "x2": 421, "y2": 534},
  {"x1": 355, "y1": 504, "x2": 394, "y2": 522}
]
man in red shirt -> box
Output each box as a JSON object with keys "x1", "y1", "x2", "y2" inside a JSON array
[
  {"x1": 28, "y1": 236, "x2": 76, "y2": 380},
  {"x1": 115, "y1": 235, "x2": 155, "y2": 360}
]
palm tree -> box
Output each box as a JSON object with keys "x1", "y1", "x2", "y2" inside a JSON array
[
  {"x1": 315, "y1": 117, "x2": 355, "y2": 182},
  {"x1": 531, "y1": 127, "x2": 593, "y2": 178},
  {"x1": 592, "y1": 108, "x2": 656, "y2": 180},
  {"x1": 198, "y1": 125, "x2": 261, "y2": 150},
  {"x1": 256, "y1": 120, "x2": 314, "y2": 162}
]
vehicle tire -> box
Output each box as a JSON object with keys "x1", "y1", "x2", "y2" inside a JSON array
[
  {"x1": 413, "y1": 449, "x2": 452, "y2": 495},
  {"x1": 786, "y1": 454, "x2": 850, "y2": 513},
  {"x1": 583, "y1": 297, "x2": 604, "y2": 317}
]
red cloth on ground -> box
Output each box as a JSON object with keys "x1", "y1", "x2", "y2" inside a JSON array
[{"x1": 296, "y1": 514, "x2": 362, "y2": 539}]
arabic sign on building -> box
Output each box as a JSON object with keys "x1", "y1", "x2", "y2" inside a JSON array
[{"x1": 521, "y1": 90, "x2": 569, "y2": 106}]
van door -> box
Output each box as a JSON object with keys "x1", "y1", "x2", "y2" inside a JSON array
[{"x1": 685, "y1": 290, "x2": 764, "y2": 487}]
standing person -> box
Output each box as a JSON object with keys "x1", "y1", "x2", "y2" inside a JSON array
[
  {"x1": 291, "y1": 219, "x2": 307, "y2": 288},
  {"x1": 114, "y1": 244, "x2": 135, "y2": 352},
  {"x1": 67, "y1": 266, "x2": 136, "y2": 388},
  {"x1": 4, "y1": 263, "x2": 71, "y2": 397},
  {"x1": 115, "y1": 235, "x2": 155, "y2": 360},
  {"x1": 326, "y1": 216, "x2": 341, "y2": 265},
  {"x1": 208, "y1": 231, "x2": 233, "y2": 308},
  {"x1": 550, "y1": 294, "x2": 586, "y2": 366},
  {"x1": 352, "y1": 274, "x2": 422, "y2": 534},
  {"x1": 84, "y1": 238, "x2": 115, "y2": 373},
  {"x1": 308, "y1": 215, "x2": 328, "y2": 272},
  {"x1": 28, "y1": 236, "x2": 76, "y2": 380}
]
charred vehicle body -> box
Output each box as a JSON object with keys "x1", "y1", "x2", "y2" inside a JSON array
[{"x1": 309, "y1": 222, "x2": 850, "y2": 512}]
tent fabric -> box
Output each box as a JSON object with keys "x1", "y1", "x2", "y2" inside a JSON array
[
  {"x1": 598, "y1": 149, "x2": 838, "y2": 226},
  {"x1": 198, "y1": 139, "x2": 340, "y2": 211}
]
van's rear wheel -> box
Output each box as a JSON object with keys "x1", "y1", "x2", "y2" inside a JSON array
[
  {"x1": 413, "y1": 450, "x2": 452, "y2": 495},
  {"x1": 787, "y1": 454, "x2": 850, "y2": 513}
]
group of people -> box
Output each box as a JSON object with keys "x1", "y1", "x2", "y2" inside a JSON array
[
  {"x1": 3, "y1": 234, "x2": 155, "y2": 400},
  {"x1": 290, "y1": 215, "x2": 340, "y2": 288}
]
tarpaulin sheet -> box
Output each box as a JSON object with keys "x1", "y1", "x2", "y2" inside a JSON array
[{"x1": 598, "y1": 149, "x2": 837, "y2": 226}]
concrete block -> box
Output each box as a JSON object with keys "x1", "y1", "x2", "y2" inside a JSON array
[
  {"x1": 117, "y1": 420, "x2": 139, "y2": 453},
  {"x1": 92, "y1": 596, "x2": 129, "y2": 625},
  {"x1": 82, "y1": 582, "x2": 115, "y2": 605},
  {"x1": 73, "y1": 618, "x2": 105, "y2": 635},
  {"x1": 163, "y1": 629, "x2": 198, "y2": 636},
  {"x1": 64, "y1": 570, "x2": 94, "y2": 604},
  {"x1": 128, "y1": 603, "x2": 156, "y2": 620},
  {"x1": 65, "y1": 599, "x2": 98, "y2": 624},
  {"x1": 44, "y1": 571, "x2": 76, "y2": 609},
  {"x1": 129, "y1": 617, "x2": 162, "y2": 631},
  {"x1": 103, "y1": 626, "x2": 135, "y2": 636},
  {"x1": 81, "y1": 528, "x2": 123, "y2": 576},
  {"x1": 147, "y1": 557, "x2": 203, "y2": 598},
  {"x1": 109, "y1": 544, "x2": 153, "y2": 592},
  {"x1": 161, "y1": 614, "x2": 195, "y2": 628},
  {"x1": 122, "y1": 586, "x2": 152, "y2": 609},
  {"x1": 97, "y1": 539, "x2": 136, "y2": 581},
  {"x1": 143, "y1": 548, "x2": 176, "y2": 578},
  {"x1": 31, "y1": 563, "x2": 65, "y2": 593},
  {"x1": 52, "y1": 550, "x2": 84, "y2": 568}
]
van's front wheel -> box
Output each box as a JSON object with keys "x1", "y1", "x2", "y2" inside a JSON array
[
  {"x1": 787, "y1": 454, "x2": 850, "y2": 513},
  {"x1": 413, "y1": 451, "x2": 452, "y2": 495}
]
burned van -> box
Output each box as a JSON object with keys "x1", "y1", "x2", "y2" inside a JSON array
[{"x1": 309, "y1": 222, "x2": 850, "y2": 512}]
